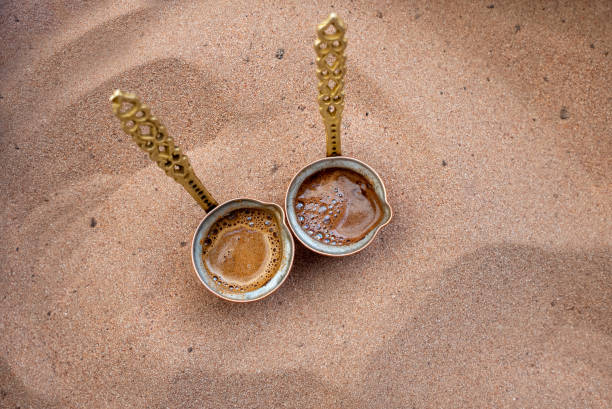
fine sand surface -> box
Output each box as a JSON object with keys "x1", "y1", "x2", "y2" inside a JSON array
[{"x1": 1, "y1": 1, "x2": 611, "y2": 407}]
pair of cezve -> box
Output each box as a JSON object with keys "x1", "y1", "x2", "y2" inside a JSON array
[{"x1": 110, "y1": 14, "x2": 392, "y2": 302}]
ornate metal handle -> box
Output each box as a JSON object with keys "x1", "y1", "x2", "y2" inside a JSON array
[
  {"x1": 315, "y1": 12, "x2": 347, "y2": 157},
  {"x1": 109, "y1": 90, "x2": 218, "y2": 212}
]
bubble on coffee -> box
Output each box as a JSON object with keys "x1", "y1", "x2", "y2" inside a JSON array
[
  {"x1": 201, "y1": 208, "x2": 282, "y2": 293},
  {"x1": 294, "y1": 168, "x2": 383, "y2": 245}
]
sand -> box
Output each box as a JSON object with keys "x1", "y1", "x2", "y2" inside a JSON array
[{"x1": 1, "y1": 0, "x2": 610, "y2": 407}]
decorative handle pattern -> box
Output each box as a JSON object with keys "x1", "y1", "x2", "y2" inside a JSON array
[
  {"x1": 315, "y1": 12, "x2": 347, "y2": 157},
  {"x1": 109, "y1": 90, "x2": 218, "y2": 212}
]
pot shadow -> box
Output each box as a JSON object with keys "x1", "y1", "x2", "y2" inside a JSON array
[
  {"x1": 358, "y1": 244, "x2": 612, "y2": 408},
  {"x1": 199, "y1": 238, "x2": 350, "y2": 315},
  {"x1": 283, "y1": 238, "x2": 349, "y2": 287},
  {"x1": 189, "y1": 227, "x2": 395, "y2": 318}
]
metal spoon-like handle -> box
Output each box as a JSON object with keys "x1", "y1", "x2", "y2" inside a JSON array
[
  {"x1": 315, "y1": 12, "x2": 347, "y2": 157},
  {"x1": 109, "y1": 90, "x2": 218, "y2": 212}
]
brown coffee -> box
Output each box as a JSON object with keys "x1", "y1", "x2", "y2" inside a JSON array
[
  {"x1": 294, "y1": 168, "x2": 383, "y2": 245},
  {"x1": 201, "y1": 208, "x2": 282, "y2": 293}
]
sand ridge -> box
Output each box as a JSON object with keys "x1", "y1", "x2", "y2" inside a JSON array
[{"x1": 1, "y1": 0, "x2": 611, "y2": 407}]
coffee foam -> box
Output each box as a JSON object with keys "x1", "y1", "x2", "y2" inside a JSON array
[
  {"x1": 200, "y1": 208, "x2": 282, "y2": 293},
  {"x1": 294, "y1": 168, "x2": 383, "y2": 245}
]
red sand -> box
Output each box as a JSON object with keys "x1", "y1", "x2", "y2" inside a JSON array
[{"x1": 1, "y1": 1, "x2": 610, "y2": 407}]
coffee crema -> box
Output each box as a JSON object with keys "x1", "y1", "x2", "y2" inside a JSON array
[
  {"x1": 294, "y1": 168, "x2": 383, "y2": 246},
  {"x1": 201, "y1": 208, "x2": 282, "y2": 293}
]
